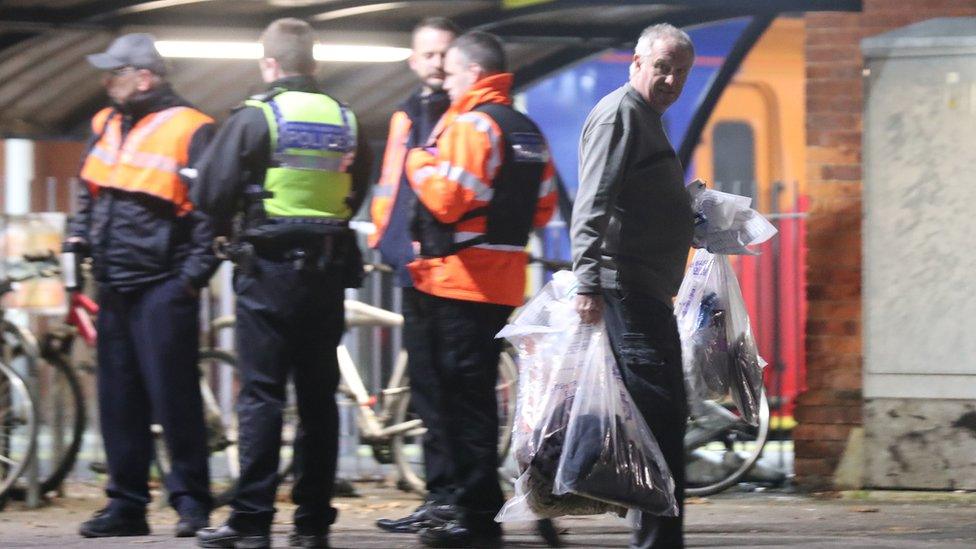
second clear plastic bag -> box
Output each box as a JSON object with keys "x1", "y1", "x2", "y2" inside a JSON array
[
  {"x1": 674, "y1": 249, "x2": 766, "y2": 425},
  {"x1": 552, "y1": 326, "x2": 679, "y2": 517}
]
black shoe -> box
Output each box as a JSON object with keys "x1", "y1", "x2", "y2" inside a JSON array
[
  {"x1": 176, "y1": 515, "x2": 210, "y2": 538},
  {"x1": 536, "y1": 519, "x2": 563, "y2": 547},
  {"x1": 78, "y1": 507, "x2": 150, "y2": 538},
  {"x1": 419, "y1": 521, "x2": 502, "y2": 548},
  {"x1": 288, "y1": 530, "x2": 330, "y2": 548},
  {"x1": 196, "y1": 523, "x2": 271, "y2": 549},
  {"x1": 376, "y1": 504, "x2": 430, "y2": 534}
]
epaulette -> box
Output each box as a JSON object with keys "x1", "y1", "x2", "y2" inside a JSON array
[{"x1": 232, "y1": 87, "x2": 288, "y2": 111}]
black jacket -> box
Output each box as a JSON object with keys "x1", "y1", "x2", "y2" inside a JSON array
[
  {"x1": 376, "y1": 88, "x2": 450, "y2": 287},
  {"x1": 68, "y1": 84, "x2": 219, "y2": 291},
  {"x1": 191, "y1": 75, "x2": 372, "y2": 243}
]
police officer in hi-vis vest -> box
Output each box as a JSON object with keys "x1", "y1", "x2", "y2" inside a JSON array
[
  {"x1": 68, "y1": 34, "x2": 219, "y2": 539},
  {"x1": 192, "y1": 18, "x2": 371, "y2": 549}
]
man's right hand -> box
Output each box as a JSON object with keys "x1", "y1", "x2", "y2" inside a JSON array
[{"x1": 575, "y1": 293, "x2": 603, "y2": 324}]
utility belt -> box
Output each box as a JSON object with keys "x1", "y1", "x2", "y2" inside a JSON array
[{"x1": 217, "y1": 225, "x2": 364, "y2": 287}]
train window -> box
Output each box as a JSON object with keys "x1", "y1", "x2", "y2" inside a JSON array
[{"x1": 712, "y1": 121, "x2": 756, "y2": 200}]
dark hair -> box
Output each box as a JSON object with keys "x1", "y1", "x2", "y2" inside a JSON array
[
  {"x1": 260, "y1": 18, "x2": 316, "y2": 74},
  {"x1": 450, "y1": 31, "x2": 506, "y2": 73},
  {"x1": 413, "y1": 17, "x2": 461, "y2": 37}
]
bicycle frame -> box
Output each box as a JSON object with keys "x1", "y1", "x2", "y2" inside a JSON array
[
  {"x1": 337, "y1": 300, "x2": 423, "y2": 441},
  {"x1": 65, "y1": 292, "x2": 98, "y2": 348}
]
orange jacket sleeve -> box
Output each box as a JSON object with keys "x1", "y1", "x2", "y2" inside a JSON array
[
  {"x1": 534, "y1": 160, "x2": 558, "y2": 228},
  {"x1": 405, "y1": 112, "x2": 502, "y2": 224}
]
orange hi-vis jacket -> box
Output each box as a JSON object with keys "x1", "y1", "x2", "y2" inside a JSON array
[
  {"x1": 405, "y1": 73, "x2": 557, "y2": 307},
  {"x1": 368, "y1": 109, "x2": 412, "y2": 248},
  {"x1": 80, "y1": 106, "x2": 214, "y2": 216}
]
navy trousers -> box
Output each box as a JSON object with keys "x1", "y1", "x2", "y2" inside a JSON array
[
  {"x1": 229, "y1": 256, "x2": 344, "y2": 535},
  {"x1": 602, "y1": 288, "x2": 688, "y2": 549},
  {"x1": 413, "y1": 291, "x2": 512, "y2": 533},
  {"x1": 97, "y1": 277, "x2": 210, "y2": 518},
  {"x1": 400, "y1": 287, "x2": 455, "y2": 505}
]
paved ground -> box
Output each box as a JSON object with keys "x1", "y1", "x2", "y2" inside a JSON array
[{"x1": 1, "y1": 482, "x2": 975, "y2": 548}]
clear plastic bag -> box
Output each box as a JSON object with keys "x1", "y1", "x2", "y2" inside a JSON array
[
  {"x1": 688, "y1": 180, "x2": 778, "y2": 255},
  {"x1": 552, "y1": 327, "x2": 678, "y2": 517},
  {"x1": 496, "y1": 274, "x2": 629, "y2": 522},
  {"x1": 674, "y1": 249, "x2": 766, "y2": 425}
]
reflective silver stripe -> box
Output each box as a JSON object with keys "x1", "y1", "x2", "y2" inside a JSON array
[
  {"x1": 123, "y1": 107, "x2": 186, "y2": 154},
  {"x1": 88, "y1": 146, "x2": 117, "y2": 165},
  {"x1": 272, "y1": 152, "x2": 345, "y2": 172},
  {"x1": 456, "y1": 111, "x2": 503, "y2": 179},
  {"x1": 446, "y1": 165, "x2": 493, "y2": 201},
  {"x1": 471, "y1": 243, "x2": 526, "y2": 252},
  {"x1": 411, "y1": 165, "x2": 438, "y2": 186},
  {"x1": 124, "y1": 150, "x2": 180, "y2": 173},
  {"x1": 372, "y1": 185, "x2": 395, "y2": 197},
  {"x1": 453, "y1": 231, "x2": 526, "y2": 253},
  {"x1": 538, "y1": 176, "x2": 555, "y2": 198},
  {"x1": 454, "y1": 231, "x2": 483, "y2": 242}
]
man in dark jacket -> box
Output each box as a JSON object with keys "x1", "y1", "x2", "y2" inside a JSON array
[
  {"x1": 192, "y1": 18, "x2": 371, "y2": 549},
  {"x1": 69, "y1": 33, "x2": 219, "y2": 539},
  {"x1": 370, "y1": 16, "x2": 459, "y2": 535}
]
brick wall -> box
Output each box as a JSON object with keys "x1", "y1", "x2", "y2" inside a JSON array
[{"x1": 797, "y1": 0, "x2": 976, "y2": 488}]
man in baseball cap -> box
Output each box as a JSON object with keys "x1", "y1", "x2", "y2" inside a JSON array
[
  {"x1": 87, "y1": 32, "x2": 168, "y2": 75},
  {"x1": 73, "y1": 29, "x2": 219, "y2": 541}
]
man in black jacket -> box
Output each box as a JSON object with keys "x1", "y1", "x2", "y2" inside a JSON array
[
  {"x1": 370, "y1": 16, "x2": 459, "y2": 535},
  {"x1": 69, "y1": 33, "x2": 219, "y2": 539},
  {"x1": 192, "y1": 18, "x2": 371, "y2": 549}
]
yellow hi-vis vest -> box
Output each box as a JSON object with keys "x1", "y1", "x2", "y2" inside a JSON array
[{"x1": 246, "y1": 90, "x2": 358, "y2": 220}]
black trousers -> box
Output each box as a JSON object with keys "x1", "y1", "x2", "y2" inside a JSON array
[
  {"x1": 413, "y1": 291, "x2": 512, "y2": 532},
  {"x1": 602, "y1": 288, "x2": 688, "y2": 549},
  {"x1": 401, "y1": 287, "x2": 454, "y2": 504},
  {"x1": 96, "y1": 277, "x2": 210, "y2": 518},
  {"x1": 229, "y1": 256, "x2": 345, "y2": 535}
]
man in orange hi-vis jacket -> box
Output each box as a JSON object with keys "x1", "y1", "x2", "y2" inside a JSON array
[
  {"x1": 404, "y1": 31, "x2": 556, "y2": 548},
  {"x1": 67, "y1": 33, "x2": 218, "y2": 540}
]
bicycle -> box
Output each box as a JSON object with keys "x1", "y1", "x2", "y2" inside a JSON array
[
  {"x1": 0, "y1": 253, "x2": 62, "y2": 500},
  {"x1": 1, "y1": 256, "x2": 240, "y2": 503},
  {"x1": 201, "y1": 290, "x2": 519, "y2": 503},
  {"x1": 684, "y1": 390, "x2": 771, "y2": 496}
]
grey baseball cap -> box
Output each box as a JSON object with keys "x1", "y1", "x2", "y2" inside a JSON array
[{"x1": 87, "y1": 33, "x2": 167, "y2": 75}]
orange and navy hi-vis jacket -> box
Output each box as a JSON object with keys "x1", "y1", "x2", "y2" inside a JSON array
[
  {"x1": 368, "y1": 109, "x2": 411, "y2": 248},
  {"x1": 405, "y1": 73, "x2": 557, "y2": 307},
  {"x1": 80, "y1": 106, "x2": 214, "y2": 216}
]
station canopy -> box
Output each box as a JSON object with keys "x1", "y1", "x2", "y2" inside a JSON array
[{"x1": 0, "y1": 0, "x2": 860, "y2": 141}]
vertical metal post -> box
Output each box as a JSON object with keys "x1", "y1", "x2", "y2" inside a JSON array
[
  {"x1": 46, "y1": 176, "x2": 57, "y2": 212},
  {"x1": 5, "y1": 138, "x2": 40, "y2": 508},
  {"x1": 770, "y1": 181, "x2": 784, "y2": 470}
]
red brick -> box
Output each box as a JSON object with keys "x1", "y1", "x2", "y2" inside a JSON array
[
  {"x1": 807, "y1": 301, "x2": 861, "y2": 322},
  {"x1": 794, "y1": 422, "x2": 854, "y2": 442},
  {"x1": 807, "y1": 335, "x2": 862, "y2": 356},
  {"x1": 820, "y1": 165, "x2": 862, "y2": 181},
  {"x1": 795, "y1": 439, "x2": 849, "y2": 458},
  {"x1": 795, "y1": 405, "x2": 862, "y2": 425}
]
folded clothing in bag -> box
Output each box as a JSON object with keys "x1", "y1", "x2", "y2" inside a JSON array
[
  {"x1": 557, "y1": 413, "x2": 676, "y2": 515},
  {"x1": 524, "y1": 399, "x2": 624, "y2": 517}
]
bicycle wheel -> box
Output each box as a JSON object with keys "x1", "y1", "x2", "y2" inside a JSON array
[
  {"x1": 151, "y1": 348, "x2": 244, "y2": 506},
  {"x1": 391, "y1": 351, "x2": 518, "y2": 495},
  {"x1": 6, "y1": 346, "x2": 85, "y2": 499},
  {"x1": 187, "y1": 349, "x2": 296, "y2": 508},
  {"x1": 684, "y1": 388, "x2": 771, "y2": 497},
  {"x1": 0, "y1": 359, "x2": 38, "y2": 499}
]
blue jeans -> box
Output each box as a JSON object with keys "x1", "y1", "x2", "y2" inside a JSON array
[{"x1": 602, "y1": 287, "x2": 687, "y2": 549}]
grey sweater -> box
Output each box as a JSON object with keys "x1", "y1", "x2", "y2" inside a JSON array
[{"x1": 570, "y1": 84, "x2": 694, "y2": 307}]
